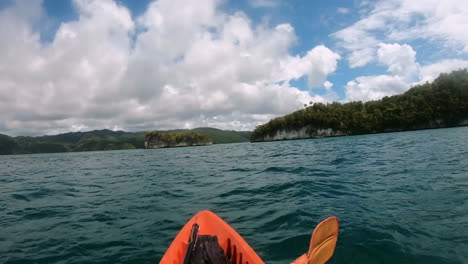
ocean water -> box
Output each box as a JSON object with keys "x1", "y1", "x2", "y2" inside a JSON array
[{"x1": 1, "y1": 127, "x2": 467, "y2": 264}]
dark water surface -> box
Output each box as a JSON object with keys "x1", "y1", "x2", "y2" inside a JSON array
[{"x1": 1, "y1": 127, "x2": 468, "y2": 264}]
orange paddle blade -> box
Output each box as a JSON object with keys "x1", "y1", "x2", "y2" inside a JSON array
[{"x1": 291, "y1": 216, "x2": 339, "y2": 264}]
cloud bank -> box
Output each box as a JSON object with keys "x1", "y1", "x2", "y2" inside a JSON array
[
  {"x1": 2, "y1": 0, "x2": 467, "y2": 135},
  {"x1": 0, "y1": 0, "x2": 340, "y2": 135},
  {"x1": 333, "y1": 0, "x2": 468, "y2": 68},
  {"x1": 334, "y1": 0, "x2": 468, "y2": 102}
]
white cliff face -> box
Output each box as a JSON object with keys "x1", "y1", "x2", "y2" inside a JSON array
[
  {"x1": 145, "y1": 140, "x2": 212, "y2": 149},
  {"x1": 261, "y1": 127, "x2": 346, "y2": 141},
  {"x1": 253, "y1": 117, "x2": 468, "y2": 142},
  {"x1": 144, "y1": 131, "x2": 213, "y2": 149}
]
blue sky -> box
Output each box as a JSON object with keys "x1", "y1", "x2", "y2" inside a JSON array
[{"x1": 1, "y1": 0, "x2": 468, "y2": 135}]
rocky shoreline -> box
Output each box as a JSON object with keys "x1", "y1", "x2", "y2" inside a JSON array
[
  {"x1": 251, "y1": 121, "x2": 468, "y2": 142},
  {"x1": 145, "y1": 131, "x2": 212, "y2": 149}
]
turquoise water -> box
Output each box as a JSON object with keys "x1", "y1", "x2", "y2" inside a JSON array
[{"x1": 1, "y1": 127, "x2": 467, "y2": 264}]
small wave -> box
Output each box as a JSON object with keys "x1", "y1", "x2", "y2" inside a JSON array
[
  {"x1": 11, "y1": 194, "x2": 30, "y2": 201},
  {"x1": 224, "y1": 168, "x2": 252, "y2": 172},
  {"x1": 264, "y1": 234, "x2": 310, "y2": 260},
  {"x1": 257, "y1": 212, "x2": 305, "y2": 232},
  {"x1": 259, "y1": 166, "x2": 310, "y2": 174},
  {"x1": 331, "y1": 157, "x2": 348, "y2": 165},
  {"x1": 219, "y1": 181, "x2": 307, "y2": 198},
  {"x1": 261, "y1": 166, "x2": 289, "y2": 173},
  {"x1": 20, "y1": 207, "x2": 72, "y2": 220},
  {"x1": 162, "y1": 189, "x2": 191, "y2": 198},
  {"x1": 92, "y1": 212, "x2": 114, "y2": 223}
]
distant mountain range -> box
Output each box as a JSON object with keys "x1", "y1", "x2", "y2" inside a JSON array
[{"x1": 0, "y1": 128, "x2": 251, "y2": 155}]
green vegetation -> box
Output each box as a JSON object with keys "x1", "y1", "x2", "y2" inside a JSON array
[
  {"x1": 0, "y1": 128, "x2": 251, "y2": 155},
  {"x1": 0, "y1": 129, "x2": 145, "y2": 155},
  {"x1": 147, "y1": 127, "x2": 250, "y2": 144},
  {"x1": 145, "y1": 131, "x2": 212, "y2": 148},
  {"x1": 191, "y1": 128, "x2": 250, "y2": 144},
  {"x1": 0, "y1": 134, "x2": 18, "y2": 155},
  {"x1": 251, "y1": 69, "x2": 468, "y2": 141}
]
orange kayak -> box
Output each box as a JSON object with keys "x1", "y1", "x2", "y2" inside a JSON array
[{"x1": 160, "y1": 210, "x2": 339, "y2": 264}]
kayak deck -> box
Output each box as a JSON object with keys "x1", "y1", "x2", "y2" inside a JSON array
[
  {"x1": 161, "y1": 210, "x2": 263, "y2": 264},
  {"x1": 160, "y1": 210, "x2": 339, "y2": 264}
]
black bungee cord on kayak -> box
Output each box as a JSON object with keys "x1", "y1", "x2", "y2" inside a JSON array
[{"x1": 182, "y1": 223, "x2": 231, "y2": 264}]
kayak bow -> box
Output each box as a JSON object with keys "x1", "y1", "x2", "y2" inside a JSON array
[{"x1": 160, "y1": 210, "x2": 339, "y2": 264}]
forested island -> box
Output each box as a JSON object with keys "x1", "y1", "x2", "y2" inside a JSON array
[
  {"x1": 145, "y1": 131, "x2": 212, "y2": 148},
  {"x1": 0, "y1": 128, "x2": 251, "y2": 155},
  {"x1": 251, "y1": 69, "x2": 468, "y2": 142}
]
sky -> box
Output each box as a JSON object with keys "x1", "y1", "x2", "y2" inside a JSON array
[{"x1": 1, "y1": 0, "x2": 468, "y2": 136}]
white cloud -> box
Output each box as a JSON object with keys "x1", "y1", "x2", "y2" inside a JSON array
[
  {"x1": 377, "y1": 43, "x2": 419, "y2": 80},
  {"x1": 303, "y1": 46, "x2": 341, "y2": 89},
  {"x1": 278, "y1": 45, "x2": 341, "y2": 90},
  {"x1": 344, "y1": 43, "x2": 468, "y2": 102},
  {"x1": 345, "y1": 75, "x2": 408, "y2": 102},
  {"x1": 343, "y1": 42, "x2": 416, "y2": 102},
  {"x1": 248, "y1": 0, "x2": 279, "y2": 8},
  {"x1": 323, "y1": 81, "x2": 333, "y2": 90},
  {"x1": 0, "y1": 0, "x2": 340, "y2": 135},
  {"x1": 333, "y1": 0, "x2": 468, "y2": 68},
  {"x1": 332, "y1": 24, "x2": 379, "y2": 68},
  {"x1": 419, "y1": 59, "x2": 468, "y2": 83},
  {"x1": 336, "y1": 0, "x2": 468, "y2": 102},
  {"x1": 345, "y1": 55, "x2": 468, "y2": 101},
  {"x1": 337, "y1": 8, "x2": 349, "y2": 14}
]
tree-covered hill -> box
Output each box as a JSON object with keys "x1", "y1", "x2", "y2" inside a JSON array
[
  {"x1": 1, "y1": 129, "x2": 145, "y2": 154},
  {"x1": 251, "y1": 69, "x2": 468, "y2": 142},
  {"x1": 0, "y1": 128, "x2": 251, "y2": 155},
  {"x1": 151, "y1": 128, "x2": 250, "y2": 144},
  {"x1": 145, "y1": 131, "x2": 212, "y2": 148},
  {"x1": 191, "y1": 127, "x2": 251, "y2": 144}
]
